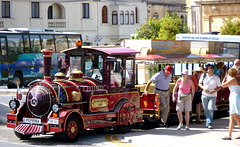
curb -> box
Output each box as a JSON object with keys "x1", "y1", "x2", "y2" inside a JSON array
[{"x1": 0, "y1": 89, "x2": 28, "y2": 96}]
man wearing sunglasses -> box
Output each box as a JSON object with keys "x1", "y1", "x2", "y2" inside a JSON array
[{"x1": 198, "y1": 64, "x2": 222, "y2": 129}]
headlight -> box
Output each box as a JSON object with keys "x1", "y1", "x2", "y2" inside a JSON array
[
  {"x1": 9, "y1": 99, "x2": 20, "y2": 110},
  {"x1": 52, "y1": 104, "x2": 59, "y2": 113}
]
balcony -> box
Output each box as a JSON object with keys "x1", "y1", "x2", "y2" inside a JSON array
[{"x1": 48, "y1": 19, "x2": 66, "y2": 28}]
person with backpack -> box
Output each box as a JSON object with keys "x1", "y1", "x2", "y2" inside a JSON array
[{"x1": 198, "y1": 64, "x2": 222, "y2": 129}]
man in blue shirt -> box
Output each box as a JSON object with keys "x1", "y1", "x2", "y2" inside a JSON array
[{"x1": 144, "y1": 65, "x2": 172, "y2": 127}]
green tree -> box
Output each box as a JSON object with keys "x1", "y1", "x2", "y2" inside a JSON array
[
  {"x1": 158, "y1": 12, "x2": 190, "y2": 40},
  {"x1": 220, "y1": 16, "x2": 240, "y2": 35},
  {"x1": 134, "y1": 12, "x2": 190, "y2": 40},
  {"x1": 135, "y1": 17, "x2": 161, "y2": 39}
]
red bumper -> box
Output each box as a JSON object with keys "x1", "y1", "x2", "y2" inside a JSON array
[{"x1": 14, "y1": 124, "x2": 43, "y2": 135}]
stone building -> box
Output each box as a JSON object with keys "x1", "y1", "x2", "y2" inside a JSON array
[
  {"x1": 147, "y1": 0, "x2": 187, "y2": 23},
  {"x1": 186, "y1": 0, "x2": 240, "y2": 57},
  {"x1": 187, "y1": 0, "x2": 240, "y2": 33},
  {"x1": 0, "y1": 0, "x2": 147, "y2": 46}
]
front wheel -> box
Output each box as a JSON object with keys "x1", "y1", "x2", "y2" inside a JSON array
[
  {"x1": 58, "y1": 116, "x2": 81, "y2": 142},
  {"x1": 14, "y1": 131, "x2": 32, "y2": 140},
  {"x1": 116, "y1": 125, "x2": 132, "y2": 134}
]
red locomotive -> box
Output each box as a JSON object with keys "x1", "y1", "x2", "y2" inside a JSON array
[{"x1": 7, "y1": 41, "x2": 159, "y2": 142}]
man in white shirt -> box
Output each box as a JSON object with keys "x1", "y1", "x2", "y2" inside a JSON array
[
  {"x1": 199, "y1": 64, "x2": 222, "y2": 129},
  {"x1": 144, "y1": 65, "x2": 172, "y2": 127}
]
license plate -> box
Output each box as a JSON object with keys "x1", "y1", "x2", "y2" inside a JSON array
[{"x1": 23, "y1": 118, "x2": 41, "y2": 124}]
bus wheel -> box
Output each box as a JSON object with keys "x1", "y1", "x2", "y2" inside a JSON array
[
  {"x1": 116, "y1": 124, "x2": 132, "y2": 134},
  {"x1": 7, "y1": 72, "x2": 23, "y2": 89},
  {"x1": 59, "y1": 116, "x2": 81, "y2": 142},
  {"x1": 14, "y1": 72, "x2": 23, "y2": 87},
  {"x1": 14, "y1": 131, "x2": 32, "y2": 140}
]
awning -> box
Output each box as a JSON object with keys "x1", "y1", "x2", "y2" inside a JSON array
[
  {"x1": 62, "y1": 46, "x2": 140, "y2": 55},
  {"x1": 136, "y1": 53, "x2": 236, "y2": 64}
]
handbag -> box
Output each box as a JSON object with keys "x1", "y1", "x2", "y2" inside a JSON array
[{"x1": 178, "y1": 93, "x2": 189, "y2": 101}]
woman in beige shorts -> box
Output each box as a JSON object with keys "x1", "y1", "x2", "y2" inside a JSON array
[{"x1": 172, "y1": 69, "x2": 195, "y2": 131}]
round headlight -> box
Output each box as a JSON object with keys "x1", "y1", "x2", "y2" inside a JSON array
[
  {"x1": 9, "y1": 100, "x2": 17, "y2": 110},
  {"x1": 52, "y1": 104, "x2": 59, "y2": 113}
]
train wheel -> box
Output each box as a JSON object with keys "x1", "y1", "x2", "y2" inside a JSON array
[
  {"x1": 116, "y1": 124, "x2": 132, "y2": 134},
  {"x1": 14, "y1": 131, "x2": 32, "y2": 140},
  {"x1": 59, "y1": 116, "x2": 81, "y2": 142}
]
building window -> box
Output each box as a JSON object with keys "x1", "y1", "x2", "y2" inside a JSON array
[
  {"x1": 112, "y1": 11, "x2": 118, "y2": 25},
  {"x1": 153, "y1": 12, "x2": 159, "y2": 20},
  {"x1": 130, "y1": 11, "x2": 134, "y2": 24},
  {"x1": 48, "y1": 6, "x2": 53, "y2": 19},
  {"x1": 2, "y1": 1, "x2": 10, "y2": 18},
  {"x1": 32, "y1": 2, "x2": 40, "y2": 18},
  {"x1": 83, "y1": 3, "x2": 89, "y2": 18},
  {"x1": 102, "y1": 6, "x2": 107, "y2": 23},
  {"x1": 120, "y1": 11, "x2": 124, "y2": 25},
  {"x1": 135, "y1": 7, "x2": 138, "y2": 23},
  {"x1": 125, "y1": 11, "x2": 129, "y2": 25}
]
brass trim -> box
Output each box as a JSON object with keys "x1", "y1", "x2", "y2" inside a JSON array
[
  {"x1": 54, "y1": 82, "x2": 69, "y2": 102},
  {"x1": 43, "y1": 55, "x2": 53, "y2": 57}
]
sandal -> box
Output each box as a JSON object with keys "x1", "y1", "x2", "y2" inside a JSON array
[
  {"x1": 222, "y1": 136, "x2": 232, "y2": 140},
  {"x1": 235, "y1": 136, "x2": 240, "y2": 139}
]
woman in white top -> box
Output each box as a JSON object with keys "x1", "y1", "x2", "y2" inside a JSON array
[{"x1": 222, "y1": 68, "x2": 240, "y2": 140}]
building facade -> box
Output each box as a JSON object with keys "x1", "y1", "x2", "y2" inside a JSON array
[
  {"x1": 147, "y1": 0, "x2": 187, "y2": 23},
  {"x1": 187, "y1": 0, "x2": 240, "y2": 33},
  {"x1": 0, "y1": 0, "x2": 147, "y2": 46}
]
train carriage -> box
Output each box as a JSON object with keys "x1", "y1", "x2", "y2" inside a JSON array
[{"x1": 135, "y1": 53, "x2": 236, "y2": 121}]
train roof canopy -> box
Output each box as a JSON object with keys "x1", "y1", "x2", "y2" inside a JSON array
[
  {"x1": 136, "y1": 53, "x2": 236, "y2": 64},
  {"x1": 61, "y1": 46, "x2": 140, "y2": 56}
]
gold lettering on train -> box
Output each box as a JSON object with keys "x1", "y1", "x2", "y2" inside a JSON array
[{"x1": 92, "y1": 98, "x2": 108, "y2": 108}]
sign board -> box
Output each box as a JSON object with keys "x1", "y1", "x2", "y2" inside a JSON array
[
  {"x1": 151, "y1": 40, "x2": 190, "y2": 54},
  {"x1": 176, "y1": 34, "x2": 240, "y2": 43}
]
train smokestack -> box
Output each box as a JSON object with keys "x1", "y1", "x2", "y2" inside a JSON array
[{"x1": 41, "y1": 49, "x2": 53, "y2": 82}]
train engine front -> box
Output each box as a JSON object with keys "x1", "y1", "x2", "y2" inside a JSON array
[{"x1": 7, "y1": 49, "x2": 85, "y2": 142}]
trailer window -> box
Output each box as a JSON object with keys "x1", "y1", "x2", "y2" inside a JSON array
[{"x1": 126, "y1": 59, "x2": 134, "y2": 84}]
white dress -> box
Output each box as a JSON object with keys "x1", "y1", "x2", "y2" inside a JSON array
[{"x1": 229, "y1": 85, "x2": 240, "y2": 115}]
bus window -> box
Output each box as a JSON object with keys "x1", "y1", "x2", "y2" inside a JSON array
[
  {"x1": 0, "y1": 38, "x2": 7, "y2": 58},
  {"x1": 23, "y1": 35, "x2": 31, "y2": 53},
  {"x1": 40, "y1": 35, "x2": 55, "y2": 52},
  {"x1": 30, "y1": 35, "x2": 41, "y2": 53},
  {"x1": 68, "y1": 35, "x2": 80, "y2": 48},
  {"x1": 7, "y1": 35, "x2": 24, "y2": 56},
  {"x1": 55, "y1": 35, "x2": 68, "y2": 52}
]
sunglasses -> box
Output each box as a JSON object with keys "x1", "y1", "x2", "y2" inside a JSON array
[{"x1": 197, "y1": 71, "x2": 202, "y2": 73}]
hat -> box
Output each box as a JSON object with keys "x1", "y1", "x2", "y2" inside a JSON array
[
  {"x1": 181, "y1": 69, "x2": 188, "y2": 75},
  {"x1": 192, "y1": 67, "x2": 203, "y2": 73},
  {"x1": 165, "y1": 65, "x2": 172, "y2": 74}
]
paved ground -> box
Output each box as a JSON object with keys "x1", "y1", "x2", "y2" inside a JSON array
[
  {"x1": 0, "y1": 86, "x2": 240, "y2": 146},
  {"x1": 0, "y1": 86, "x2": 28, "y2": 96}
]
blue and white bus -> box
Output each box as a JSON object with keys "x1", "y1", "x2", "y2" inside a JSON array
[{"x1": 0, "y1": 28, "x2": 82, "y2": 88}]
